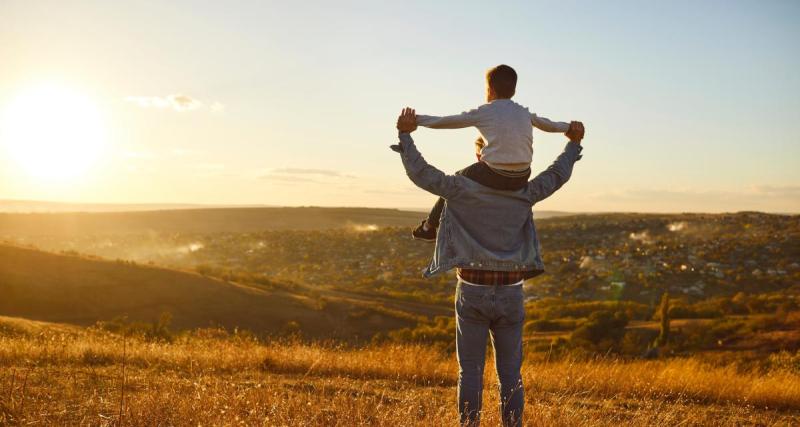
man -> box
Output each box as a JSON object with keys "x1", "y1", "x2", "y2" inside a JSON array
[{"x1": 392, "y1": 108, "x2": 585, "y2": 426}]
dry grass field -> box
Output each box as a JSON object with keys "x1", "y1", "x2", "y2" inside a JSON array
[{"x1": 1, "y1": 316, "x2": 798, "y2": 426}]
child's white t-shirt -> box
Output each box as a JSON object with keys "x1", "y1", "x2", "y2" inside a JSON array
[{"x1": 416, "y1": 99, "x2": 569, "y2": 171}]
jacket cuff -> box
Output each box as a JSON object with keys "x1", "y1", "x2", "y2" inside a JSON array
[
  {"x1": 566, "y1": 141, "x2": 583, "y2": 161},
  {"x1": 390, "y1": 132, "x2": 415, "y2": 153}
]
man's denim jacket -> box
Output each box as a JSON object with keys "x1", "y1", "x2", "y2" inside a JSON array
[{"x1": 391, "y1": 132, "x2": 582, "y2": 278}]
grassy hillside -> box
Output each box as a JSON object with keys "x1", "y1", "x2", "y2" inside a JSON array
[
  {"x1": 0, "y1": 207, "x2": 424, "y2": 236},
  {"x1": 1, "y1": 317, "x2": 798, "y2": 425},
  {"x1": 0, "y1": 244, "x2": 416, "y2": 340},
  {"x1": 2, "y1": 211, "x2": 797, "y2": 357},
  {"x1": 15, "y1": 212, "x2": 793, "y2": 310}
]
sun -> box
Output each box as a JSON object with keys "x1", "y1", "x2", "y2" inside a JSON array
[{"x1": 1, "y1": 85, "x2": 106, "y2": 180}]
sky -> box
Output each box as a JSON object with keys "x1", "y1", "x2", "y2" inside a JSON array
[{"x1": 1, "y1": 0, "x2": 798, "y2": 213}]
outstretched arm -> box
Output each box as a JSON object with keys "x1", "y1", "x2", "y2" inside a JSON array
[
  {"x1": 531, "y1": 113, "x2": 571, "y2": 133},
  {"x1": 391, "y1": 108, "x2": 462, "y2": 199},
  {"x1": 526, "y1": 123, "x2": 585, "y2": 204},
  {"x1": 416, "y1": 106, "x2": 485, "y2": 129}
]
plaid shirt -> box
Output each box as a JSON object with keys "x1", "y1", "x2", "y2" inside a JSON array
[{"x1": 456, "y1": 268, "x2": 535, "y2": 286}]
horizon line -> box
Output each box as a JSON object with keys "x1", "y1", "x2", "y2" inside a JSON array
[{"x1": 0, "y1": 199, "x2": 796, "y2": 216}]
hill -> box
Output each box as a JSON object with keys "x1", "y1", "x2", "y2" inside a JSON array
[
  {"x1": 0, "y1": 207, "x2": 423, "y2": 235},
  {"x1": 0, "y1": 206, "x2": 572, "y2": 236},
  {"x1": 0, "y1": 199, "x2": 223, "y2": 213},
  {"x1": 0, "y1": 244, "x2": 416, "y2": 340},
  {"x1": 13, "y1": 211, "x2": 792, "y2": 306}
]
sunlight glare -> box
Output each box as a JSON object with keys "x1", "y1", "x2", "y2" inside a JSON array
[{"x1": 1, "y1": 85, "x2": 107, "y2": 180}]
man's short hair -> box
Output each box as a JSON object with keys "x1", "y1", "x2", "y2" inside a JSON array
[
  {"x1": 475, "y1": 137, "x2": 486, "y2": 153},
  {"x1": 486, "y1": 65, "x2": 517, "y2": 99}
]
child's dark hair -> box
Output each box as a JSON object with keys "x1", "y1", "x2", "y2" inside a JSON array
[{"x1": 486, "y1": 64, "x2": 517, "y2": 98}]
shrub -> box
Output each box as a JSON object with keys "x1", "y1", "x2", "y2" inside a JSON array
[
  {"x1": 282, "y1": 320, "x2": 301, "y2": 337},
  {"x1": 383, "y1": 317, "x2": 454, "y2": 347},
  {"x1": 621, "y1": 329, "x2": 659, "y2": 356},
  {"x1": 528, "y1": 299, "x2": 651, "y2": 321},
  {"x1": 665, "y1": 304, "x2": 723, "y2": 319},
  {"x1": 94, "y1": 312, "x2": 174, "y2": 342},
  {"x1": 524, "y1": 319, "x2": 577, "y2": 333},
  {"x1": 570, "y1": 310, "x2": 629, "y2": 353}
]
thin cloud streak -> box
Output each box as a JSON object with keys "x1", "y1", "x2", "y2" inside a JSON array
[
  {"x1": 271, "y1": 168, "x2": 357, "y2": 178},
  {"x1": 124, "y1": 94, "x2": 224, "y2": 112},
  {"x1": 259, "y1": 174, "x2": 321, "y2": 184}
]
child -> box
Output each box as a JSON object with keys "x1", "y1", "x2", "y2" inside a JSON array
[{"x1": 411, "y1": 64, "x2": 580, "y2": 241}]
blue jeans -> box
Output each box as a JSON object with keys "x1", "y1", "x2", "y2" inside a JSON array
[{"x1": 455, "y1": 280, "x2": 525, "y2": 427}]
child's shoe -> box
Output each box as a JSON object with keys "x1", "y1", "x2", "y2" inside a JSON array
[{"x1": 411, "y1": 220, "x2": 437, "y2": 242}]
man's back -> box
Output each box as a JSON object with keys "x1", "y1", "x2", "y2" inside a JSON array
[{"x1": 439, "y1": 177, "x2": 540, "y2": 265}]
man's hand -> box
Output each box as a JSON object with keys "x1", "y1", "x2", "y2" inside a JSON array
[
  {"x1": 396, "y1": 107, "x2": 417, "y2": 133},
  {"x1": 566, "y1": 121, "x2": 585, "y2": 143}
]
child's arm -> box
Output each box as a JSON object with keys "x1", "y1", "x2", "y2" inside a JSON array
[
  {"x1": 531, "y1": 113, "x2": 571, "y2": 133},
  {"x1": 416, "y1": 107, "x2": 485, "y2": 129}
]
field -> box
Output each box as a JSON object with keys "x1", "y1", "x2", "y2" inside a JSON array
[
  {"x1": 2, "y1": 316, "x2": 799, "y2": 426},
  {"x1": 1, "y1": 208, "x2": 799, "y2": 425}
]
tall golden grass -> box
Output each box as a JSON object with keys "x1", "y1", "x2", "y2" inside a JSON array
[{"x1": 1, "y1": 319, "x2": 798, "y2": 425}]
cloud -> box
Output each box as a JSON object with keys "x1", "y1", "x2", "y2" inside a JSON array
[
  {"x1": 191, "y1": 163, "x2": 226, "y2": 171},
  {"x1": 258, "y1": 168, "x2": 358, "y2": 184},
  {"x1": 124, "y1": 94, "x2": 222, "y2": 112},
  {"x1": 749, "y1": 185, "x2": 800, "y2": 198},
  {"x1": 259, "y1": 174, "x2": 321, "y2": 184},
  {"x1": 362, "y1": 187, "x2": 418, "y2": 195},
  {"x1": 270, "y1": 168, "x2": 356, "y2": 178},
  {"x1": 210, "y1": 102, "x2": 226, "y2": 112},
  {"x1": 170, "y1": 95, "x2": 201, "y2": 111}
]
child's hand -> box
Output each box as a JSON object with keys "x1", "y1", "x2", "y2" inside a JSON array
[
  {"x1": 396, "y1": 107, "x2": 417, "y2": 133},
  {"x1": 566, "y1": 121, "x2": 585, "y2": 142}
]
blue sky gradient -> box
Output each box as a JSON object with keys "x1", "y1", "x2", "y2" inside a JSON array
[{"x1": 1, "y1": 0, "x2": 798, "y2": 212}]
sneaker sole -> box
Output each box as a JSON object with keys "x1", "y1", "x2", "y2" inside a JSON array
[{"x1": 411, "y1": 233, "x2": 436, "y2": 242}]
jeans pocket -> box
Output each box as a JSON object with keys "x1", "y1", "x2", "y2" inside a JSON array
[
  {"x1": 456, "y1": 287, "x2": 485, "y2": 321},
  {"x1": 499, "y1": 293, "x2": 525, "y2": 324}
]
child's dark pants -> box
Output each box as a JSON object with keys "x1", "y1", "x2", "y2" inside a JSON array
[{"x1": 426, "y1": 162, "x2": 531, "y2": 229}]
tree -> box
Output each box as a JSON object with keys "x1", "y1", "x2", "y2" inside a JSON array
[{"x1": 656, "y1": 292, "x2": 670, "y2": 347}]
